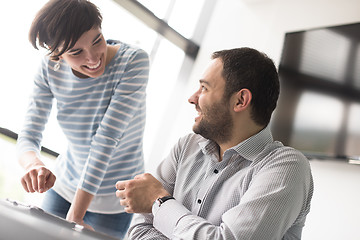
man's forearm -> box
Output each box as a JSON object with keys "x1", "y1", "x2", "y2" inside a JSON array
[{"x1": 127, "y1": 213, "x2": 169, "y2": 240}]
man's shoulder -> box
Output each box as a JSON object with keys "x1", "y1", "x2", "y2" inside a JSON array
[
  {"x1": 271, "y1": 143, "x2": 308, "y2": 161},
  {"x1": 259, "y1": 141, "x2": 311, "y2": 170}
]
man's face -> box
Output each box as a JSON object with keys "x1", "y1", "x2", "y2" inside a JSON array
[{"x1": 188, "y1": 59, "x2": 233, "y2": 143}]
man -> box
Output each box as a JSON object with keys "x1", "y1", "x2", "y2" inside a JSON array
[{"x1": 116, "y1": 47, "x2": 313, "y2": 239}]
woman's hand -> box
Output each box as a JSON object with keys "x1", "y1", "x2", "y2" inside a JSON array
[
  {"x1": 66, "y1": 189, "x2": 95, "y2": 231},
  {"x1": 66, "y1": 208, "x2": 94, "y2": 231},
  {"x1": 21, "y1": 165, "x2": 56, "y2": 193}
]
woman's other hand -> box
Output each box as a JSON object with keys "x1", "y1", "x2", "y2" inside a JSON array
[{"x1": 21, "y1": 165, "x2": 56, "y2": 193}]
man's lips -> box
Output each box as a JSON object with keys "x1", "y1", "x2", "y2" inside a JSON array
[{"x1": 194, "y1": 105, "x2": 202, "y2": 122}]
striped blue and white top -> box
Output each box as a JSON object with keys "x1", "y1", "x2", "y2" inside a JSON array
[{"x1": 17, "y1": 41, "x2": 149, "y2": 213}]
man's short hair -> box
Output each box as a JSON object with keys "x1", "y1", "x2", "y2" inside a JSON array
[{"x1": 212, "y1": 48, "x2": 280, "y2": 126}]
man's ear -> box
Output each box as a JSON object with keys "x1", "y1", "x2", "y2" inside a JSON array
[{"x1": 233, "y1": 88, "x2": 252, "y2": 112}]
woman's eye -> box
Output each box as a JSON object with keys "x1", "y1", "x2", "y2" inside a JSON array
[
  {"x1": 72, "y1": 50, "x2": 82, "y2": 56},
  {"x1": 94, "y1": 38, "x2": 102, "y2": 45}
]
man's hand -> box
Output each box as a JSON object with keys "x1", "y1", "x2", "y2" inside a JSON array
[
  {"x1": 115, "y1": 173, "x2": 170, "y2": 213},
  {"x1": 21, "y1": 166, "x2": 56, "y2": 193}
]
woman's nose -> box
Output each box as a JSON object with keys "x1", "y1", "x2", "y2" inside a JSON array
[{"x1": 86, "y1": 51, "x2": 98, "y2": 63}]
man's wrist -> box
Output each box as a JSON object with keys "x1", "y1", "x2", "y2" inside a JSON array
[
  {"x1": 156, "y1": 196, "x2": 175, "y2": 206},
  {"x1": 152, "y1": 196, "x2": 175, "y2": 215}
]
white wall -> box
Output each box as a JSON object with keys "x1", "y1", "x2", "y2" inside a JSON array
[
  {"x1": 150, "y1": 0, "x2": 360, "y2": 239},
  {"x1": 306, "y1": 159, "x2": 360, "y2": 240},
  {"x1": 155, "y1": 0, "x2": 360, "y2": 161}
]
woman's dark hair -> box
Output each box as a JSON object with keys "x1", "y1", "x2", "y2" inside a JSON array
[
  {"x1": 212, "y1": 47, "x2": 280, "y2": 126},
  {"x1": 29, "y1": 0, "x2": 103, "y2": 60}
]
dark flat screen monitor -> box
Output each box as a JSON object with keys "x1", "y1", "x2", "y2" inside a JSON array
[{"x1": 271, "y1": 22, "x2": 360, "y2": 160}]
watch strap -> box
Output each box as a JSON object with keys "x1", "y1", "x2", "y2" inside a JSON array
[{"x1": 157, "y1": 196, "x2": 175, "y2": 206}]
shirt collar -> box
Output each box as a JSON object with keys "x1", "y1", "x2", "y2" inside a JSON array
[{"x1": 198, "y1": 125, "x2": 274, "y2": 162}]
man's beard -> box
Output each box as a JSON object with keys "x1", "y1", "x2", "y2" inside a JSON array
[{"x1": 193, "y1": 100, "x2": 233, "y2": 144}]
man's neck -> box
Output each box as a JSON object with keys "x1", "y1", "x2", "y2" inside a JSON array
[{"x1": 217, "y1": 124, "x2": 265, "y2": 161}]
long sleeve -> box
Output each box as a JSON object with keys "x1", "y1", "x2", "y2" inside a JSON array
[
  {"x1": 127, "y1": 213, "x2": 168, "y2": 240},
  {"x1": 79, "y1": 48, "x2": 149, "y2": 195},
  {"x1": 17, "y1": 58, "x2": 54, "y2": 157}
]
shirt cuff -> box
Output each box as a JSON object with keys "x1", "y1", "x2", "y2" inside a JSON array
[{"x1": 152, "y1": 199, "x2": 190, "y2": 238}]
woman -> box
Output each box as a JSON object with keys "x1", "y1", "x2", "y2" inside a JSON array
[{"x1": 16, "y1": 0, "x2": 149, "y2": 238}]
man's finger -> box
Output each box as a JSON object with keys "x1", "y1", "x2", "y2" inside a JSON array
[
  {"x1": 119, "y1": 198, "x2": 127, "y2": 207},
  {"x1": 134, "y1": 174, "x2": 145, "y2": 180},
  {"x1": 124, "y1": 205, "x2": 133, "y2": 213},
  {"x1": 115, "y1": 180, "x2": 126, "y2": 190},
  {"x1": 116, "y1": 189, "x2": 126, "y2": 199}
]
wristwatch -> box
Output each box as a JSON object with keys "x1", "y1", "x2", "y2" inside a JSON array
[{"x1": 152, "y1": 196, "x2": 175, "y2": 214}]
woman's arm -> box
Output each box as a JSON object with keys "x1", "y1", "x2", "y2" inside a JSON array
[
  {"x1": 17, "y1": 57, "x2": 56, "y2": 194},
  {"x1": 66, "y1": 189, "x2": 94, "y2": 230}
]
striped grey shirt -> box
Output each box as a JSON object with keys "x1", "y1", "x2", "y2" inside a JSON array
[{"x1": 128, "y1": 126, "x2": 313, "y2": 239}]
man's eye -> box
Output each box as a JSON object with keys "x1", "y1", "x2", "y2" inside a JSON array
[{"x1": 201, "y1": 86, "x2": 207, "y2": 91}]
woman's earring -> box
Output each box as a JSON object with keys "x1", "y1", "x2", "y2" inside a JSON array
[{"x1": 54, "y1": 61, "x2": 60, "y2": 71}]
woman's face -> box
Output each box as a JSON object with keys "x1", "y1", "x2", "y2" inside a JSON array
[{"x1": 59, "y1": 27, "x2": 108, "y2": 78}]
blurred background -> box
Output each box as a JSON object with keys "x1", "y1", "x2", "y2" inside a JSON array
[{"x1": 1, "y1": 0, "x2": 360, "y2": 239}]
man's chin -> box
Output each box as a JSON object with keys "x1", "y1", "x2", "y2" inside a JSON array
[
  {"x1": 192, "y1": 124, "x2": 200, "y2": 135},
  {"x1": 192, "y1": 126, "x2": 208, "y2": 139}
]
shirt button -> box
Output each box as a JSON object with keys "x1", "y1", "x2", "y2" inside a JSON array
[
  {"x1": 214, "y1": 169, "x2": 219, "y2": 174},
  {"x1": 197, "y1": 199, "x2": 202, "y2": 204}
]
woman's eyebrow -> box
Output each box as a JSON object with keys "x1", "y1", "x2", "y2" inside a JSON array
[{"x1": 67, "y1": 33, "x2": 102, "y2": 53}]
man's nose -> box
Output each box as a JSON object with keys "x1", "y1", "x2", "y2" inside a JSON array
[{"x1": 188, "y1": 90, "x2": 199, "y2": 105}]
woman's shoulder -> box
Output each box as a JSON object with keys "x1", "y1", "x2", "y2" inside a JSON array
[{"x1": 108, "y1": 40, "x2": 149, "y2": 61}]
